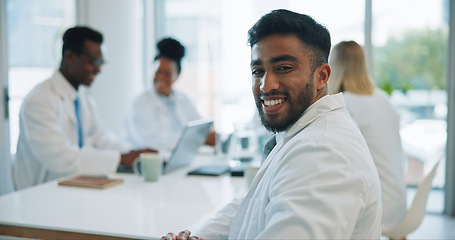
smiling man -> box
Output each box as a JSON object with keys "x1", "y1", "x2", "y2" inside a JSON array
[
  {"x1": 14, "y1": 26, "x2": 154, "y2": 190},
  {"x1": 162, "y1": 10, "x2": 382, "y2": 240},
  {"x1": 251, "y1": 34, "x2": 325, "y2": 133}
]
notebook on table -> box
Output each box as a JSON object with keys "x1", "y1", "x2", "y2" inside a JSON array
[{"x1": 58, "y1": 176, "x2": 123, "y2": 189}]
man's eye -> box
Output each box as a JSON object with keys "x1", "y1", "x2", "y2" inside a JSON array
[
  {"x1": 252, "y1": 69, "x2": 264, "y2": 76},
  {"x1": 277, "y1": 66, "x2": 292, "y2": 72}
]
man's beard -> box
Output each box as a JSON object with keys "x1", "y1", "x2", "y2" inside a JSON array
[{"x1": 255, "y1": 77, "x2": 315, "y2": 133}]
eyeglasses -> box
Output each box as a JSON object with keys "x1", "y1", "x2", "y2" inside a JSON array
[{"x1": 81, "y1": 52, "x2": 105, "y2": 67}]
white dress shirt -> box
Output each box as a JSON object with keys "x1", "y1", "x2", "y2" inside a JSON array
[
  {"x1": 14, "y1": 71, "x2": 131, "y2": 190},
  {"x1": 343, "y1": 89, "x2": 407, "y2": 232},
  {"x1": 196, "y1": 93, "x2": 382, "y2": 239}
]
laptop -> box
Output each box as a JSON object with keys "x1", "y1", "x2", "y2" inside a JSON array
[{"x1": 162, "y1": 119, "x2": 213, "y2": 174}]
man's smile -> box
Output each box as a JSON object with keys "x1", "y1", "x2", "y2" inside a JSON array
[{"x1": 261, "y1": 96, "x2": 287, "y2": 113}]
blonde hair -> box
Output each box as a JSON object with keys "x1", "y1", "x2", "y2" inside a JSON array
[{"x1": 328, "y1": 41, "x2": 375, "y2": 95}]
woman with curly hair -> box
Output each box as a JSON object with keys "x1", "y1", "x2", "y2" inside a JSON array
[{"x1": 126, "y1": 38, "x2": 214, "y2": 151}]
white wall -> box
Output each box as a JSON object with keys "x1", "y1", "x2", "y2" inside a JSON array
[{"x1": 77, "y1": 0, "x2": 145, "y2": 140}]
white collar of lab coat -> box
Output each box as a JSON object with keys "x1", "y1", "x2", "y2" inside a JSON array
[
  {"x1": 283, "y1": 93, "x2": 346, "y2": 143},
  {"x1": 50, "y1": 70, "x2": 80, "y2": 124},
  {"x1": 250, "y1": 93, "x2": 346, "y2": 190},
  {"x1": 51, "y1": 70, "x2": 78, "y2": 101}
]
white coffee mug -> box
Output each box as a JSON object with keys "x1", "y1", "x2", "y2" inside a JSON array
[{"x1": 133, "y1": 153, "x2": 162, "y2": 182}]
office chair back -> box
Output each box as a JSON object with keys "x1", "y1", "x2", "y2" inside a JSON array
[{"x1": 382, "y1": 159, "x2": 441, "y2": 240}]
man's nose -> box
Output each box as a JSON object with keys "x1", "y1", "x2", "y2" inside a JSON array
[
  {"x1": 94, "y1": 65, "x2": 101, "y2": 74},
  {"x1": 260, "y1": 72, "x2": 279, "y2": 92}
]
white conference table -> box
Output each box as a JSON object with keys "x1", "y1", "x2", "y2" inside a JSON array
[{"x1": 0, "y1": 154, "x2": 248, "y2": 239}]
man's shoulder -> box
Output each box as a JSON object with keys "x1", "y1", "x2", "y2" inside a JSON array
[
  {"x1": 277, "y1": 112, "x2": 377, "y2": 182},
  {"x1": 23, "y1": 78, "x2": 57, "y2": 105},
  {"x1": 286, "y1": 107, "x2": 366, "y2": 154},
  {"x1": 291, "y1": 101, "x2": 353, "y2": 137}
]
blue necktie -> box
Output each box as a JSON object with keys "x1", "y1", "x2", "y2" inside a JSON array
[{"x1": 74, "y1": 96, "x2": 83, "y2": 148}]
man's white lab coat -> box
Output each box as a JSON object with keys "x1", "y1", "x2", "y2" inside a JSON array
[
  {"x1": 125, "y1": 88, "x2": 200, "y2": 151},
  {"x1": 197, "y1": 93, "x2": 382, "y2": 239},
  {"x1": 14, "y1": 71, "x2": 130, "y2": 190}
]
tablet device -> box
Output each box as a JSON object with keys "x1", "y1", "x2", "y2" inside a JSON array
[
  {"x1": 162, "y1": 119, "x2": 213, "y2": 174},
  {"x1": 187, "y1": 164, "x2": 230, "y2": 176}
]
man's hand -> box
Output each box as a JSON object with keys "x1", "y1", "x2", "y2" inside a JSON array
[
  {"x1": 120, "y1": 149, "x2": 157, "y2": 166},
  {"x1": 161, "y1": 230, "x2": 202, "y2": 240},
  {"x1": 205, "y1": 130, "x2": 217, "y2": 146}
]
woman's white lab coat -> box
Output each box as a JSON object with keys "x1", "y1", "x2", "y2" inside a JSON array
[
  {"x1": 14, "y1": 71, "x2": 130, "y2": 190},
  {"x1": 197, "y1": 94, "x2": 382, "y2": 239},
  {"x1": 125, "y1": 88, "x2": 200, "y2": 151},
  {"x1": 343, "y1": 89, "x2": 407, "y2": 232}
]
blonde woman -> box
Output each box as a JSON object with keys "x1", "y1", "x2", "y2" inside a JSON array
[{"x1": 329, "y1": 40, "x2": 407, "y2": 233}]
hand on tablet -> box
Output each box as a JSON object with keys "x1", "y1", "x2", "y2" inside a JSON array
[{"x1": 204, "y1": 130, "x2": 216, "y2": 146}]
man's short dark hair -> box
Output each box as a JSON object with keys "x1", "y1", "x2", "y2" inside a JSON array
[
  {"x1": 247, "y1": 9, "x2": 331, "y2": 70},
  {"x1": 62, "y1": 26, "x2": 103, "y2": 57}
]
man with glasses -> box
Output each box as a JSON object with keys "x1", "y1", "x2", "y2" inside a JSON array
[{"x1": 14, "y1": 26, "x2": 154, "y2": 190}]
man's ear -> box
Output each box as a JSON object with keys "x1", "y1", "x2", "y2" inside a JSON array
[
  {"x1": 63, "y1": 50, "x2": 75, "y2": 63},
  {"x1": 314, "y1": 63, "x2": 331, "y2": 90}
]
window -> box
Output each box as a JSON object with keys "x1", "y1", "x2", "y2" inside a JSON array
[
  {"x1": 372, "y1": 0, "x2": 449, "y2": 212},
  {"x1": 7, "y1": 0, "x2": 76, "y2": 154}
]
